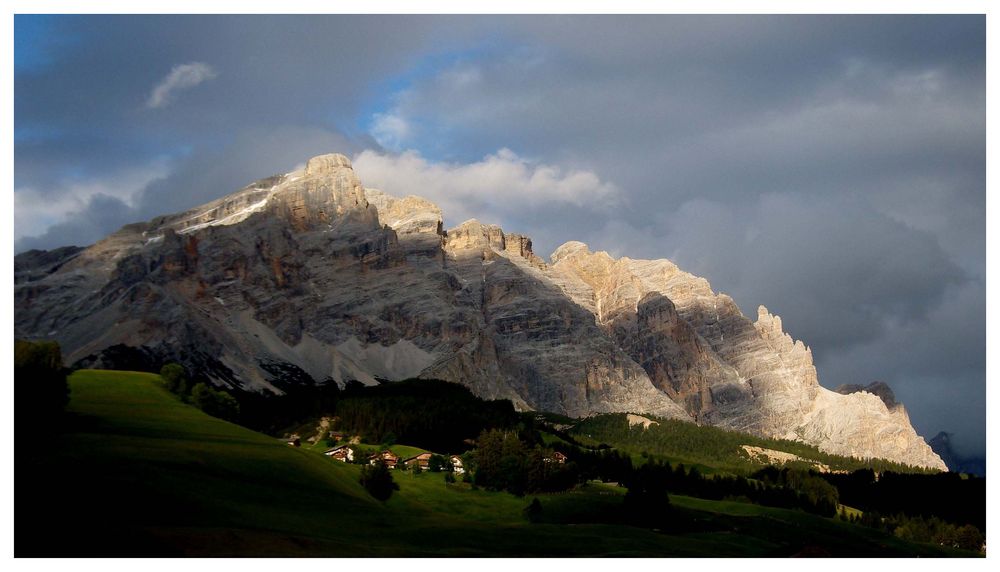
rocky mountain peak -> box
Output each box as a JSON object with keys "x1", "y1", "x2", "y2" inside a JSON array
[
  {"x1": 550, "y1": 240, "x2": 592, "y2": 264},
  {"x1": 304, "y1": 153, "x2": 354, "y2": 175},
  {"x1": 835, "y1": 381, "x2": 898, "y2": 410},
  {"x1": 754, "y1": 305, "x2": 812, "y2": 358},
  {"x1": 364, "y1": 188, "x2": 443, "y2": 236},
  {"x1": 441, "y1": 219, "x2": 543, "y2": 265}
]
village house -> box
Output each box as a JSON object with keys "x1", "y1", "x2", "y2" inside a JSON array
[
  {"x1": 323, "y1": 444, "x2": 354, "y2": 462},
  {"x1": 369, "y1": 450, "x2": 400, "y2": 469},
  {"x1": 285, "y1": 437, "x2": 301, "y2": 447},
  {"x1": 403, "y1": 452, "x2": 433, "y2": 470},
  {"x1": 450, "y1": 455, "x2": 465, "y2": 474},
  {"x1": 544, "y1": 451, "x2": 568, "y2": 464}
]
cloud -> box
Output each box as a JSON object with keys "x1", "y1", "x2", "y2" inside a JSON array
[
  {"x1": 590, "y1": 193, "x2": 965, "y2": 353},
  {"x1": 15, "y1": 159, "x2": 170, "y2": 244},
  {"x1": 146, "y1": 62, "x2": 217, "y2": 109},
  {"x1": 15, "y1": 194, "x2": 136, "y2": 253},
  {"x1": 353, "y1": 148, "x2": 621, "y2": 229},
  {"x1": 370, "y1": 111, "x2": 411, "y2": 151}
]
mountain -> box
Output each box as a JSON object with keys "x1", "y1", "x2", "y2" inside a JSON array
[
  {"x1": 14, "y1": 153, "x2": 946, "y2": 470},
  {"x1": 928, "y1": 432, "x2": 986, "y2": 477}
]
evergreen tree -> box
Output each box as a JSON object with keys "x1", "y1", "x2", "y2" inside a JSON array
[{"x1": 360, "y1": 460, "x2": 399, "y2": 501}]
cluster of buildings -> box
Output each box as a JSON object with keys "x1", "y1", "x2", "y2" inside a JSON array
[{"x1": 322, "y1": 444, "x2": 466, "y2": 474}]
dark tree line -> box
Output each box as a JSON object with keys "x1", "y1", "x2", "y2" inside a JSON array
[
  {"x1": 329, "y1": 379, "x2": 523, "y2": 453},
  {"x1": 14, "y1": 339, "x2": 70, "y2": 446},
  {"x1": 233, "y1": 382, "x2": 343, "y2": 435},
  {"x1": 228, "y1": 378, "x2": 526, "y2": 453},
  {"x1": 466, "y1": 429, "x2": 579, "y2": 495},
  {"x1": 466, "y1": 429, "x2": 839, "y2": 519},
  {"x1": 821, "y1": 469, "x2": 985, "y2": 532},
  {"x1": 842, "y1": 510, "x2": 984, "y2": 552}
]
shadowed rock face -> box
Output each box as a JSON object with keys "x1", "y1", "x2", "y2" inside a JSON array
[{"x1": 14, "y1": 152, "x2": 945, "y2": 470}]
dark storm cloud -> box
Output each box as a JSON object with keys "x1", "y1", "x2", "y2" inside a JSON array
[
  {"x1": 13, "y1": 15, "x2": 985, "y2": 455},
  {"x1": 17, "y1": 194, "x2": 135, "y2": 253}
]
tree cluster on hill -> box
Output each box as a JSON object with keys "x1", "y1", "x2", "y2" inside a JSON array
[
  {"x1": 570, "y1": 413, "x2": 935, "y2": 475},
  {"x1": 621, "y1": 459, "x2": 672, "y2": 525},
  {"x1": 467, "y1": 429, "x2": 578, "y2": 496},
  {"x1": 159, "y1": 363, "x2": 240, "y2": 423},
  {"x1": 228, "y1": 378, "x2": 532, "y2": 452},
  {"x1": 14, "y1": 339, "x2": 69, "y2": 442},
  {"x1": 750, "y1": 466, "x2": 839, "y2": 517},
  {"x1": 234, "y1": 382, "x2": 343, "y2": 435},
  {"x1": 332, "y1": 380, "x2": 523, "y2": 453}
]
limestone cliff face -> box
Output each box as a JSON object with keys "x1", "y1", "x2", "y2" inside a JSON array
[
  {"x1": 546, "y1": 242, "x2": 944, "y2": 470},
  {"x1": 13, "y1": 152, "x2": 944, "y2": 470}
]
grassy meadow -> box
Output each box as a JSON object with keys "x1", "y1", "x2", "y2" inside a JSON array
[{"x1": 15, "y1": 369, "x2": 974, "y2": 557}]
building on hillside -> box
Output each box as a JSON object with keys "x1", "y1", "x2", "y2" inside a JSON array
[
  {"x1": 450, "y1": 455, "x2": 465, "y2": 474},
  {"x1": 544, "y1": 451, "x2": 568, "y2": 464},
  {"x1": 286, "y1": 437, "x2": 301, "y2": 447},
  {"x1": 328, "y1": 431, "x2": 347, "y2": 442},
  {"x1": 323, "y1": 444, "x2": 354, "y2": 462},
  {"x1": 403, "y1": 452, "x2": 433, "y2": 470},
  {"x1": 369, "y1": 450, "x2": 400, "y2": 469}
]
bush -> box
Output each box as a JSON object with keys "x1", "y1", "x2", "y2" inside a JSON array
[
  {"x1": 360, "y1": 461, "x2": 399, "y2": 501},
  {"x1": 159, "y1": 363, "x2": 188, "y2": 397},
  {"x1": 190, "y1": 382, "x2": 240, "y2": 422},
  {"x1": 428, "y1": 454, "x2": 448, "y2": 473}
]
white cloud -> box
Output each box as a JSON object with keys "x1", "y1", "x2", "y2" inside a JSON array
[
  {"x1": 352, "y1": 148, "x2": 621, "y2": 228},
  {"x1": 370, "y1": 111, "x2": 411, "y2": 151},
  {"x1": 146, "y1": 62, "x2": 217, "y2": 109},
  {"x1": 14, "y1": 159, "x2": 171, "y2": 241}
]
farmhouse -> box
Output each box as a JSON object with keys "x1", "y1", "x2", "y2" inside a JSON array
[
  {"x1": 544, "y1": 451, "x2": 568, "y2": 464},
  {"x1": 323, "y1": 444, "x2": 354, "y2": 462},
  {"x1": 369, "y1": 450, "x2": 400, "y2": 469},
  {"x1": 403, "y1": 452, "x2": 433, "y2": 470},
  {"x1": 450, "y1": 455, "x2": 465, "y2": 474},
  {"x1": 286, "y1": 437, "x2": 301, "y2": 447}
]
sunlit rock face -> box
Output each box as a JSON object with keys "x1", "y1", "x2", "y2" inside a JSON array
[
  {"x1": 546, "y1": 243, "x2": 945, "y2": 470},
  {"x1": 14, "y1": 152, "x2": 945, "y2": 470}
]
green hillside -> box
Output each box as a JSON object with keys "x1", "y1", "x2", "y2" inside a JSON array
[
  {"x1": 568, "y1": 413, "x2": 936, "y2": 474},
  {"x1": 15, "y1": 370, "x2": 972, "y2": 557}
]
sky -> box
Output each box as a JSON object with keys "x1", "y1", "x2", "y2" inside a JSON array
[{"x1": 13, "y1": 15, "x2": 986, "y2": 457}]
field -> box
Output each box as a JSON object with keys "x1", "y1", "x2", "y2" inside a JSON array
[{"x1": 15, "y1": 370, "x2": 973, "y2": 557}]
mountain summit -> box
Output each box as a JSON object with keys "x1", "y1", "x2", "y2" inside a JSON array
[{"x1": 14, "y1": 153, "x2": 946, "y2": 470}]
